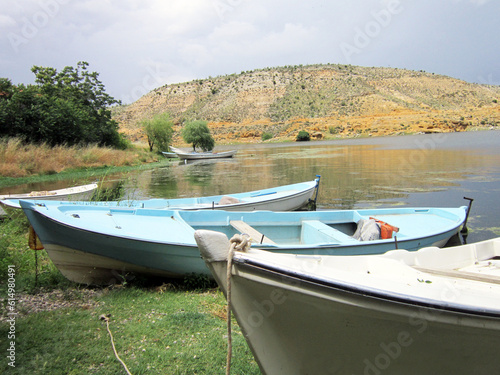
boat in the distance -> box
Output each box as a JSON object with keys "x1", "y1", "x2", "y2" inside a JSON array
[
  {"x1": 195, "y1": 231, "x2": 500, "y2": 375},
  {"x1": 161, "y1": 151, "x2": 178, "y2": 158},
  {"x1": 19, "y1": 201, "x2": 467, "y2": 284},
  {"x1": 170, "y1": 146, "x2": 236, "y2": 160}
]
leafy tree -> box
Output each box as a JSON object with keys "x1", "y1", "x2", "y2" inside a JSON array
[
  {"x1": 141, "y1": 113, "x2": 174, "y2": 152},
  {"x1": 0, "y1": 62, "x2": 126, "y2": 148},
  {"x1": 181, "y1": 120, "x2": 215, "y2": 151}
]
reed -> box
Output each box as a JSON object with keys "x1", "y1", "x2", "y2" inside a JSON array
[{"x1": 0, "y1": 138, "x2": 156, "y2": 178}]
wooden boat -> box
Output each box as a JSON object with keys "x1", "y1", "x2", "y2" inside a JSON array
[
  {"x1": 170, "y1": 146, "x2": 237, "y2": 160},
  {"x1": 195, "y1": 231, "x2": 500, "y2": 375},
  {"x1": 19, "y1": 201, "x2": 467, "y2": 284},
  {"x1": 4, "y1": 178, "x2": 320, "y2": 212},
  {"x1": 0, "y1": 183, "x2": 98, "y2": 216}
]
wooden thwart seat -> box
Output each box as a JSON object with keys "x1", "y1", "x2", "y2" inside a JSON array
[{"x1": 230, "y1": 220, "x2": 276, "y2": 244}]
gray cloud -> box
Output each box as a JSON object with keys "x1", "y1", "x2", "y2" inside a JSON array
[{"x1": 1, "y1": 0, "x2": 498, "y2": 103}]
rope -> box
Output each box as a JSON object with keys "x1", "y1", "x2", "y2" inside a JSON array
[
  {"x1": 225, "y1": 234, "x2": 251, "y2": 375},
  {"x1": 100, "y1": 314, "x2": 133, "y2": 375}
]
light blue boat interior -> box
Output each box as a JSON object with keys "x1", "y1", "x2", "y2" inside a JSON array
[
  {"x1": 45, "y1": 203, "x2": 466, "y2": 251},
  {"x1": 172, "y1": 208, "x2": 465, "y2": 247}
]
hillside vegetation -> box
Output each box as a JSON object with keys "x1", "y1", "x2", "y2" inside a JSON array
[{"x1": 113, "y1": 64, "x2": 500, "y2": 144}]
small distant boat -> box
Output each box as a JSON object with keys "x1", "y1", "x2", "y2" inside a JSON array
[
  {"x1": 0, "y1": 183, "x2": 98, "y2": 215},
  {"x1": 5, "y1": 178, "x2": 320, "y2": 212},
  {"x1": 170, "y1": 146, "x2": 237, "y2": 160},
  {"x1": 19, "y1": 202, "x2": 466, "y2": 284},
  {"x1": 161, "y1": 151, "x2": 178, "y2": 158},
  {"x1": 195, "y1": 231, "x2": 500, "y2": 375}
]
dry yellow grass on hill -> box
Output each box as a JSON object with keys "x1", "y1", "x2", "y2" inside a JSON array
[{"x1": 113, "y1": 64, "x2": 500, "y2": 145}]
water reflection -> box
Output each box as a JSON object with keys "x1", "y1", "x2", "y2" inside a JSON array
[{"x1": 3, "y1": 131, "x2": 499, "y2": 243}]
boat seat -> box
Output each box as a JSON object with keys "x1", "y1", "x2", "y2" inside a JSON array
[
  {"x1": 301, "y1": 220, "x2": 358, "y2": 244},
  {"x1": 230, "y1": 220, "x2": 276, "y2": 244}
]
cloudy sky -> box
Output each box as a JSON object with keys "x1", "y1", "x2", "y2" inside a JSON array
[{"x1": 1, "y1": 0, "x2": 499, "y2": 103}]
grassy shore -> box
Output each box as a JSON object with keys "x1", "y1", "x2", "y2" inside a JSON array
[
  {"x1": 0, "y1": 212, "x2": 259, "y2": 374},
  {"x1": 0, "y1": 138, "x2": 159, "y2": 180},
  {"x1": 0, "y1": 140, "x2": 259, "y2": 373}
]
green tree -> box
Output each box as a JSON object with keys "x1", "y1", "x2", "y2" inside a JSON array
[
  {"x1": 181, "y1": 120, "x2": 214, "y2": 151},
  {"x1": 141, "y1": 113, "x2": 174, "y2": 152},
  {"x1": 0, "y1": 62, "x2": 125, "y2": 148}
]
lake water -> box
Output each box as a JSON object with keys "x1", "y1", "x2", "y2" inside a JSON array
[{"x1": 6, "y1": 130, "x2": 500, "y2": 244}]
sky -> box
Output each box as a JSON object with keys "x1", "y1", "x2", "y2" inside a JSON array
[{"x1": 1, "y1": 0, "x2": 499, "y2": 104}]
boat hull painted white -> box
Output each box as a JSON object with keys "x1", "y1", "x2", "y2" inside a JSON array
[
  {"x1": 208, "y1": 187, "x2": 315, "y2": 211},
  {"x1": 7, "y1": 179, "x2": 319, "y2": 212},
  {"x1": 0, "y1": 183, "x2": 98, "y2": 216},
  {"x1": 171, "y1": 147, "x2": 237, "y2": 160},
  {"x1": 214, "y1": 261, "x2": 500, "y2": 375},
  {"x1": 198, "y1": 233, "x2": 500, "y2": 375}
]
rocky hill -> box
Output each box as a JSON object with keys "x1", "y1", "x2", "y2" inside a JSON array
[{"x1": 113, "y1": 64, "x2": 500, "y2": 144}]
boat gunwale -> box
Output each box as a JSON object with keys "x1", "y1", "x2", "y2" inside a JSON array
[
  {"x1": 24, "y1": 204, "x2": 197, "y2": 249},
  {"x1": 9, "y1": 179, "x2": 319, "y2": 210},
  {"x1": 232, "y1": 255, "x2": 500, "y2": 319},
  {"x1": 23, "y1": 202, "x2": 467, "y2": 250}
]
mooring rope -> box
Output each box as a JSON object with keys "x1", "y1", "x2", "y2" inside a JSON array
[
  {"x1": 225, "y1": 234, "x2": 251, "y2": 375},
  {"x1": 100, "y1": 314, "x2": 133, "y2": 375}
]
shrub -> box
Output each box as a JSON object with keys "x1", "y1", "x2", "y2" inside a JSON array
[
  {"x1": 261, "y1": 132, "x2": 273, "y2": 141},
  {"x1": 329, "y1": 126, "x2": 344, "y2": 134},
  {"x1": 296, "y1": 130, "x2": 310, "y2": 142}
]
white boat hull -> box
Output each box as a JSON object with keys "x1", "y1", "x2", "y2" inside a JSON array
[
  {"x1": 0, "y1": 183, "x2": 98, "y2": 216},
  {"x1": 196, "y1": 231, "x2": 500, "y2": 375},
  {"x1": 6, "y1": 179, "x2": 319, "y2": 212},
  {"x1": 170, "y1": 146, "x2": 237, "y2": 160}
]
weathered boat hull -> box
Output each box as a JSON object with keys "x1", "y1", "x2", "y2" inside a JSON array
[
  {"x1": 0, "y1": 183, "x2": 98, "y2": 217},
  {"x1": 6, "y1": 178, "x2": 319, "y2": 212},
  {"x1": 196, "y1": 231, "x2": 500, "y2": 375},
  {"x1": 170, "y1": 146, "x2": 237, "y2": 160},
  {"x1": 20, "y1": 201, "x2": 467, "y2": 285}
]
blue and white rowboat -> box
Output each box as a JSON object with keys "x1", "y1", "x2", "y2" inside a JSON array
[
  {"x1": 19, "y1": 200, "x2": 467, "y2": 285},
  {"x1": 4, "y1": 178, "x2": 320, "y2": 212}
]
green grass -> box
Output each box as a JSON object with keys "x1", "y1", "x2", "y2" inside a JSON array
[
  {"x1": 0, "y1": 286, "x2": 259, "y2": 374},
  {"x1": 0, "y1": 214, "x2": 260, "y2": 374},
  {"x1": 0, "y1": 158, "x2": 171, "y2": 189}
]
